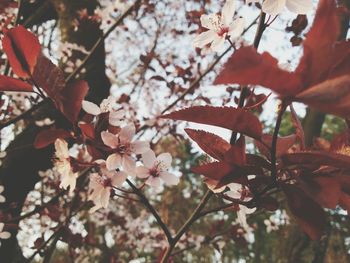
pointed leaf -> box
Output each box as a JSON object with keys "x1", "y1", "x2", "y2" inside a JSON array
[
  {"x1": 32, "y1": 54, "x2": 66, "y2": 99},
  {"x1": 282, "y1": 184, "x2": 326, "y2": 240},
  {"x1": 59, "y1": 80, "x2": 89, "y2": 124},
  {"x1": 34, "y1": 128, "x2": 72, "y2": 149},
  {"x1": 296, "y1": 0, "x2": 340, "y2": 86},
  {"x1": 295, "y1": 75, "x2": 350, "y2": 118},
  {"x1": 192, "y1": 161, "x2": 233, "y2": 181},
  {"x1": 2, "y1": 25, "x2": 41, "y2": 78},
  {"x1": 162, "y1": 106, "x2": 262, "y2": 139},
  {"x1": 185, "y1": 129, "x2": 231, "y2": 161},
  {"x1": 282, "y1": 151, "x2": 350, "y2": 170},
  {"x1": 0, "y1": 75, "x2": 32, "y2": 92},
  {"x1": 214, "y1": 46, "x2": 303, "y2": 96}
]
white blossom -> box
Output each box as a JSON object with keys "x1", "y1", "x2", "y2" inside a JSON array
[
  {"x1": 82, "y1": 96, "x2": 125, "y2": 126},
  {"x1": 54, "y1": 139, "x2": 78, "y2": 194},
  {"x1": 193, "y1": 0, "x2": 245, "y2": 52},
  {"x1": 0, "y1": 223, "x2": 11, "y2": 240},
  {"x1": 135, "y1": 150, "x2": 179, "y2": 188},
  {"x1": 88, "y1": 160, "x2": 127, "y2": 212},
  {"x1": 101, "y1": 124, "x2": 150, "y2": 172},
  {"x1": 0, "y1": 185, "x2": 5, "y2": 203},
  {"x1": 247, "y1": 0, "x2": 312, "y2": 15}
]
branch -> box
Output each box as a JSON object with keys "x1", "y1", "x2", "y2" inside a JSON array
[
  {"x1": 126, "y1": 179, "x2": 173, "y2": 243},
  {"x1": 160, "y1": 190, "x2": 213, "y2": 263}
]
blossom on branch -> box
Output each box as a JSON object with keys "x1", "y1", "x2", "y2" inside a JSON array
[
  {"x1": 247, "y1": 0, "x2": 312, "y2": 15},
  {"x1": 101, "y1": 124, "x2": 150, "y2": 172},
  {"x1": 88, "y1": 160, "x2": 127, "y2": 212},
  {"x1": 54, "y1": 139, "x2": 78, "y2": 194},
  {"x1": 82, "y1": 96, "x2": 125, "y2": 126},
  {"x1": 135, "y1": 150, "x2": 179, "y2": 188},
  {"x1": 0, "y1": 223, "x2": 11, "y2": 240},
  {"x1": 0, "y1": 185, "x2": 5, "y2": 203},
  {"x1": 193, "y1": 0, "x2": 245, "y2": 52}
]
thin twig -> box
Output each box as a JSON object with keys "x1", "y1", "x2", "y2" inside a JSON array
[{"x1": 126, "y1": 179, "x2": 173, "y2": 243}]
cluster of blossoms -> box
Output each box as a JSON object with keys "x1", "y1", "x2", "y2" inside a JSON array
[
  {"x1": 53, "y1": 96, "x2": 180, "y2": 212},
  {"x1": 194, "y1": 0, "x2": 312, "y2": 52}
]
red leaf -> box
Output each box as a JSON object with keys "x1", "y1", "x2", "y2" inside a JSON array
[
  {"x1": 34, "y1": 128, "x2": 72, "y2": 149},
  {"x1": 290, "y1": 104, "x2": 305, "y2": 149},
  {"x1": 185, "y1": 129, "x2": 231, "y2": 161},
  {"x1": 192, "y1": 162, "x2": 232, "y2": 181},
  {"x1": 162, "y1": 106, "x2": 262, "y2": 139},
  {"x1": 296, "y1": 0, "x2": 340, "y2": 86},
  {"x1": 79, "y1": 123, "x2": 95, "y2": 140},
  {"x1": 256, "y1": 134, "x2": 296, "y2": 159},
  {"x1": 282, "y1": 184, "x2": 326, "y2": 240},
  {"x1": 59, "y1": 80, "x2": 89, "y2": 124},
  {"x1": 295, "y1": 75, "x2": 350, "y2": 118},
  {"x1": 0, "y1": 75, "x2": 32, "y2": 92},
  {"x1": 214, "y1": 46, "x2": 303, "y2": 96},
  {"x1": 32, "y1": 54, "x2": 66, "y2": 99},
  {"x1": 282, "y1": 151, "x2": 350, "y2": 170},
  {"x1": 2, "y1": 25, "x2": 41, "y2": 78},
  {"x1": 300, "y1": 176, "x2": 341, "y2": 209},
  {"x1": 223, "y1": 135, "x2": 246, "y2": 166}
]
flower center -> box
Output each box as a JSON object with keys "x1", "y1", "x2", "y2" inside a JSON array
[
  {"x1": 217, "y1": 26, "x2": 229, "y2": 37},
  {"x1": 115, "y1": 143, "x2": 130, "y2": 155}
]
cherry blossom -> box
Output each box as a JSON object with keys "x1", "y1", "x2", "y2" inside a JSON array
[
  {"x1": 88, "y1": 160, "x2": 127, "y2": 212},
  {"x1": 247, "y1": 0, "x2": 312, "y2": 15},
  {"x1": 193, "y1": 0, "x2": 245, "y2": 52},
  {"x1": 54, "y1": 139, "x2": 78, "y2": 194},
  {"x1": 101, "y1": 124, "x2": 150, "y2": 172},
  {"x1": 82, "y1": 95, "x2": 125, "y2": 126},
  {"x1": 225, "y1": 183, "x2": 256, "y2": 229},
  {"x1": 0, "y1": 185, "x2": 5, "y2": 203},
  {"x1": 135, "y1": 150, "x2": 179, "y2": 188},
  {"x1": 0, "y1": 223, "x2": 11, "y2": 240}
]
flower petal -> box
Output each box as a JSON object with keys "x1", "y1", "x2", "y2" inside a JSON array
[
  {"x1": 0, "y1": 195, "x2": 5, "y2": 203},
  {"x1": 111, "y1": 171, "x2": 128, "y2": 186},
  {"x1": 109, "y1": 110, "x2": 124, "y2": 126},
  {"x1": 200, "y1": 14, "x2": 217, "y2": 30},
  {"x1": 142, "y1": 150, "x2": 157, "y2": 168},
  {"x1": 160, "y1": 171, "x2": 179, "y2": 186},
  {"x1": 106, "y1": 153, "x2": 122, "y2": 170},
  {"x1": 262, "y1": 0, "x2": 286, "y2": 15},
  {"x1": 101, "y1": 131, "x2": 119, "y2": 148},
  {"x1": 135, "y1": 166, "x2": 150, "y2": 179},
  {"x1": 0, "y1": 185, "x2": 3, "y2": 193},
  {"x1": 286, "y1": 0, "x2": 312, "y2": 14},
  {"x1": 122, "y1": 155, "x2": 136, "y2": 172},
  {"x1": 146, "y1": 176, "x2": 162, "y2": 188},
  {"x1": 228, "y1": 17, "x2": 245, "y2": 40},
  {"x1": 222, "y1": 0, "x2": 236, "y2": 26},
  {"x1": 0, "y1": 223, "x2": 4, "y2": 232},
  {"x1": 132, "y1": 140, "x2": 150, "y2": 154},
  {"x1": 0, "y1": 231, "x2": 11, "y2": 239},
  {"x1": 193, "y1": 30, "x2": 216, "y2": 48},
  {"x1": 210, "y1": 35, "x2": 226, "y2": 52},
  {"x1": 54, "y1": 139, "x2": 69, "y2": 159},
  {"x1": 119, "y1": 124, "x2": 135, "y2": 143},
  {"x1": 82, "y1": 100, "x2": 101, "y2": 115},
  {"x1": 157, "y1": 153, "x2": 172, "y2": 169}
]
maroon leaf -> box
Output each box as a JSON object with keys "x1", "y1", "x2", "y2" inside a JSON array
[
  {"x1": 192, "y1": 161, "x2": 232, "y2": 181},
  {"x1": 32, "y1": 54, "x2": 66, "y2": 99},
  {"x1": 34, "y1": 128, "x2": 72, "y2": 149},
  {"x1": 0, "y1": 75, "x2": 32, "y2": 92},
  {"x1": 59, "y1": 80, "x2": 89, "y2": 124},
  {"x1": 282, "y1": 184, "x2": 326, "y2": 240},
  {"x1": 295, "y1": 75, "x2": 350, "y2": 118},
  {"x1": 2, "y1": 25, "x2": 41, "y2": 78},
  {"x1": 296, "y1": 0, "x2": 340, "y2": 87},
  {"x1": 185, "y1": 129, "x2": 231, "y2": 161},
  {"x1": 256, "y1": 134, "x2": 296, "y2": 159},
  {"x1": 162, "y1": 106, "x2": 262, "y2": 139},
  {"x1": 223, "y1": 135, "x2": 246, "y2": 166},
  {"x1": 282, "y1": 151, "x2": 350, "y2": 170},
  {"x1": 214, "y1": 46, "x2": 303, "y2": 96}
]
